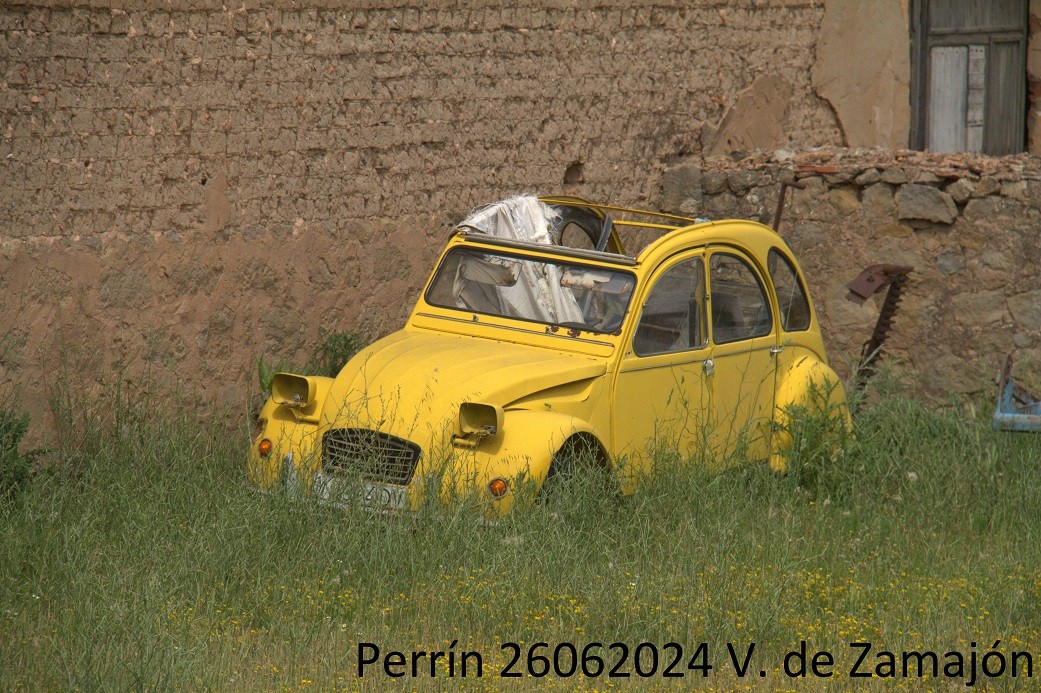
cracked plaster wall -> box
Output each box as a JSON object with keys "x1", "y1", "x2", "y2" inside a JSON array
[{"x1": 811, "y1": 0, "x2": 911, "y2": 149}]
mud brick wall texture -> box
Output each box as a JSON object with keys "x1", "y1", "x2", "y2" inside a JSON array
[
  {"x1": 1, "y1": 0, "x2": 1036, "y2": 435},
  {"x1": 1, "y1": 1, "x2": 847, "y2": 431},
  {"x1": 2, "y1": 1, "x2": 837, "y2": 245}
]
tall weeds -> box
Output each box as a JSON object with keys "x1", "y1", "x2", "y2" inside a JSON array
[{"x1": 1, "y1": 379, "x2": 1039, "y2": 690}]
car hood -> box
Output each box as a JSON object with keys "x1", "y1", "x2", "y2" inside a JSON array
[{"x1": 321, "y1": 329, "x2": 606, "y2": 438}]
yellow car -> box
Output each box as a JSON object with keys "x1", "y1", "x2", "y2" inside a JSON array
[{"x1": 249, "y1": 195, "x2": 848, "y2": 513}]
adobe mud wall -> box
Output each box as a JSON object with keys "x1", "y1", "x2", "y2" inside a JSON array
[
  {"x1": 0, "y1": 1, "x2": 1037, "y2": 436},
  {"x1": 3, "y1": 1, "x2": 849, "y2": 431}
]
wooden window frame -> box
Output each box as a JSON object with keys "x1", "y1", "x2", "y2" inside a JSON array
[{"x1": 910, "y1": 0, "x2": 1028, "y2": 154}]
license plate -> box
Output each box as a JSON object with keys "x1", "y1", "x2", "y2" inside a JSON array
[{"x1": 312, "y1": 473, "x2": 408, "y2": 512}]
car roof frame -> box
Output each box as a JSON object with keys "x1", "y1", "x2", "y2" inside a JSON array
[{"x1": 456, "y1": 230, "x2": 639, "y2": 266}]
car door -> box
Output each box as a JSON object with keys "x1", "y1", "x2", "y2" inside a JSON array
[
  {"x1": 704, "y1": 250, "x2": 778, "y2": 465},
  {"x1": 613, "y1": 253, "x2": 711, "y2": 484}
]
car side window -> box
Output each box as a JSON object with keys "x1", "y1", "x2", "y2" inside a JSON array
[
  {"x1": 709, "y1": 253, "x2": 772, "y2": 343},
  {"x1": 768, "y1": 248, "x2": 811, "y2": 332},
  {"x1": 633, "y1": 257, "x2": 707, "y2": 356}
]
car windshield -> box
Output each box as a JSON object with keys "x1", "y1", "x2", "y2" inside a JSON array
[{"x1": 425, "y1": 247, "x2": 636, "y2": 333}]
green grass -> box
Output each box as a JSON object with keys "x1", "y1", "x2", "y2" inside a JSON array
[{"x1": 2, "y1": 384, "x2": 1040, "y2": 691}]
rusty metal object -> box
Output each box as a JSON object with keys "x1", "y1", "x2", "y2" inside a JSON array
[
  {"x1": 993, "y1": 354, "x2": 1041, "y2": 433},
  {"x1": 771, "y1": 179, "x2": 807, "y2": 234},
  {"x1": 845, "y1": 264, "x2": 914, "y2": 396}
]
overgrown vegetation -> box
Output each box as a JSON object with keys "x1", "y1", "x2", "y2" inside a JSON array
[
  {"x1": 2, "y1": 380, "x2": 1040, "y2": 690},
  {"x1": 0, "y1": 408, "x2": 43, "y2": 504},
  {"x1": 770, "y1": 379, "x2": 854, "y2": 500}
]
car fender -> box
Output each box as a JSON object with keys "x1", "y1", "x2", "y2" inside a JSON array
[
  {"x1": 248, "y1": 375, "x2": 334, "y2": 489},
  {"x1": 770, "y1": 356, "x2": 851, "y2": 473},
  {"x1": 448, "y1": 409, "x2": 609, "y2": 512}
]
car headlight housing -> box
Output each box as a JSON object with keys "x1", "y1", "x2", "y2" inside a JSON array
[{"x1": 454, "y1": 402, "x2": 503, "y2": 448}]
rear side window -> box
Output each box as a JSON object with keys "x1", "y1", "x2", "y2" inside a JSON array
[
  {"x1": 767, "y1": 249, "x2": 811, "y2": 332},
  {"x1": 709, "y1": 253, "x2": 772, "y2": 343}
]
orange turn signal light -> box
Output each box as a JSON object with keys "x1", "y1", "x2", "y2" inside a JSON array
[
  {"x1": 258, "y1": 438, "x2": 273, "y2": 458},
  {"x1": 488, "y1": 478, "x2": 508, "y2": 499}
]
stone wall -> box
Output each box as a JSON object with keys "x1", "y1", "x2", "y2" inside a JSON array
[{"x1": 659, "y1": 149, "x2": 1041, "y2": 397}]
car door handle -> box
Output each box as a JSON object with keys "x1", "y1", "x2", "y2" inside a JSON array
[
  {"x1": 769, "y1": 346, "x2": 784, "y2": 356},
  {"x1": 703, "y1": 359, "x2": 714, "y2": 376}
]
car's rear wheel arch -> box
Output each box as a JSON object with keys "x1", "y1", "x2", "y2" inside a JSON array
[{"x1": 771, "y1": 356, "x2": 851, "y2": 473}]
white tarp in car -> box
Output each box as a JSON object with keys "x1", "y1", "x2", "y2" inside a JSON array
[{"x1": 457, "y1": 196, "x2": 584, "y2": 324}]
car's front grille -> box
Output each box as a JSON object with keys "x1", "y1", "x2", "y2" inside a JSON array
[{"x1": 322, "y1": 428, "x2": 421, "y2": 485}]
